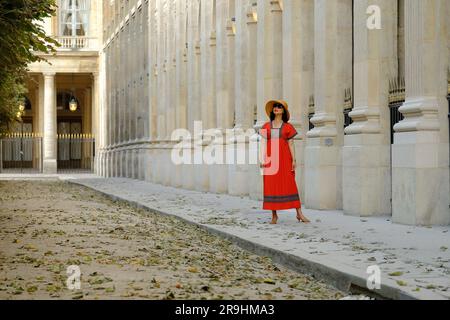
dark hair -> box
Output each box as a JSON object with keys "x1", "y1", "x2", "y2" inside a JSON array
[{"x1": 270, "y1": 104, "x2": 289, "y2": 122}]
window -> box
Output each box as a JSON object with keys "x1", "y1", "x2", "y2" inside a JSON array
[{"x1": 59, "y1": 0, "x2": 90, "y2": 37}]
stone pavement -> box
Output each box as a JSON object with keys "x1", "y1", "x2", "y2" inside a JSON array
[{"x1": 1, "y1": 174, "x2": 450, "y2": 300}]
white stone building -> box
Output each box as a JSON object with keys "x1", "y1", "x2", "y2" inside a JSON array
[
  {"x1": 3, "y1": 0, "x2": 450, "y2": 226},
  {"x1": 2, "y1": 0, "x2": 102, "y2": 174}
]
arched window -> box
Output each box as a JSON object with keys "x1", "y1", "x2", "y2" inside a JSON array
[
  {"x1": 59, "y1": 0, "x2": 90, "y2": 37},
  {"x1": 24, "y1": 97, "x2": 32, "y2": 110}
]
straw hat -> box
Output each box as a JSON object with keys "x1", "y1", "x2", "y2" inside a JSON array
[{"x1": 265, "y1": 99, "x2": 290, "y2": 121}]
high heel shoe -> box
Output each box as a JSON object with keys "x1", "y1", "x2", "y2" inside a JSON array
[{"x1": 296, "y1": 214, "x2": 310, "y2": 223}]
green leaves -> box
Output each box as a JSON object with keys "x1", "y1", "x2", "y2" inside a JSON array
[{"x1": 0, "y1": 0, "x2": 58, "y2": 134}]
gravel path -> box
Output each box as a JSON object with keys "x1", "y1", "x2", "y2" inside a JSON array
[{"x1": 0, "y1": 180, "x2": 344, "y2": 300}]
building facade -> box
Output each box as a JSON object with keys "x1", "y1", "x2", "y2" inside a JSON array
[
  {"x1": 1, "y1": 0, "x2": 103, "y2": 173},
  {"x1": 7, "y1": 0, "x2": 450, "y2": 226}
]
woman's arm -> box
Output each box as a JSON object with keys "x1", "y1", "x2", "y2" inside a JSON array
[
  {"x1": 288, "y1": 139, "x2": 296, "y2": 171},
  {"x1": 259, "y1": 135, "x2": 266, "y2": 167}
]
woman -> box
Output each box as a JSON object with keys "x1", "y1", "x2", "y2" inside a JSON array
[{"x1": 258, "y1": 100, "x2": 310, "y2": 225}]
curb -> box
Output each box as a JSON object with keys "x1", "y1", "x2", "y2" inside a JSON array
[{"x1": 67, "y1": 179, "x2": 424, "y2": 300}]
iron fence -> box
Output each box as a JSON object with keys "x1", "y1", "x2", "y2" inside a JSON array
[
  {"x1": 389, "y1": 77, "x2": 405, "y2": 144},
  {"x1": 57, "y1": 133, "x2": 95, "y2": 173},
  {"x1": 308, "y1": 95, "x2": 315, "y2": 131},
  {"x1": 343, "y1": 88, "x2": 353, "y2": 129},
  {"x1": 0, "y1": 133, "x2": 43, "y2": 173}
]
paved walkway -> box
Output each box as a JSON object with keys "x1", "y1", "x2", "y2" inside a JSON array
[{"x1": 2, "y1": 174, "x2": 449, "y2": 299}]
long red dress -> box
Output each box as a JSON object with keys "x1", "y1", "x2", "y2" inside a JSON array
[{"x1": 258, "y1": 121, "x2": 301, "y2": 210}]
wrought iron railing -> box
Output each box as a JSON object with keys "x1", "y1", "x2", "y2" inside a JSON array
[
  {"x1": 388, "y1": 77, "x2": 405, "y2": 144},
  {"x1": 343, "y1": 88, "x2": 353, "y2": 129},
  {"x1": 308, "y1": 95, "x2": 315, "y2": 131}
]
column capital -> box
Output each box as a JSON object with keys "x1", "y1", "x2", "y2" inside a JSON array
[
  {"x1": 269, "y1": 0, "x2": 283, "y2": 12},
  {"x1": 43, "y1": 72, "x2": 56, "y2": 78},
  {"x1": 246, "y1": 3, "x2": 258, "y2": 24}
]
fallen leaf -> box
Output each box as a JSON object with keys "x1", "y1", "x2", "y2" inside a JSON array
[
  {"x1": 389, "y1": 271, "x2": 404, "y2": 277},
  {"x1": 263, "y1": 278, "x2": 276, "y2": 285}
]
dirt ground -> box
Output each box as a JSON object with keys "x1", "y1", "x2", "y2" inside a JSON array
[{"x1": 0, "y1": 180, "x2": 344, "y2": 300}]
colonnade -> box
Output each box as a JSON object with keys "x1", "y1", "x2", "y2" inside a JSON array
[{"x1": 98, "y1": 0, "x2": 450, "y2": 226}]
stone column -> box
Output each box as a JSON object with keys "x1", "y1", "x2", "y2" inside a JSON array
[
  {"x1": 304, "y1": 0, "x2": 353, "y2": 210},
  {"x1": 142, "y1": 1, "x2": 150, "y2": 141},
  {"x1": 255, "y1": 0, "x2": 283, "y2": 129},
  {"x1": 176, "y1": 0, "x2": 188, "y2": 131},
  {"x1": 227, "y1": 0, "x2": 257, "y2": 196},
  {"x1": 209, "y1": 0, "x2": 235, "y2": 194},
  {"x1": 392, "y1": 0, "x2": 450, "y2": 225},
  {"x1": 172, "y1": 0, "x2": 188, "y2": 188},
  {"x1": 233, "y1": 0, "x2": 256, "y2": 131},
  {"x1": 108, "y1": 41, "x2": 115, "y2": 176},
  {"x1": 82, "y1": 88, "x2": 91, "y2": 170},
  {"x1": 167, "y1": 0, "x2": 178, "y2": 187},
  {"x1": 156, "y1": 0, "x2": 169, "y2": 185},
  {"x1": 282, "y1": 0, "x2": 314, "y2": 203},
  {"x1": 343, "y1": 0, "x2": 397, "y2": 217},
  {"x1": 181, "y1": 0, "x2": 202, "y2": 190},
  {"x1": 98, "y1": 50, "x2": 106, "y2": 176},
  {"x1": 114, "y1": 32, "x2": 120, "y2": 147},
  {"x1": 38, "y1": 75, "x2": 45, "y2": 136},
  {"x1": 128, "y1": 14, "x2": 135, "y2": 144},
  {"x1": 118, "y1": 25, "x2": 124, "y2": 145},
  {"x1": 216, "y1": 0, "x2": 235, "y2": 132},
  {"x1": 42, "y1": 72, "x2": 57, "y2": 173},
  {"x1": 200, "y1": 0, "x2": 217, "y2": 130},
  {"x1": 129, "y1": 11, "x2": 137, "y2": 178},
  {"x1": 32, "y1": 83, "x2": 40, "y2": 170},
  {"x1": 130, "y1": 7, "x2": 137, "y2": 141},
  {"x1": 157, "y1": 0, "x2": 167, "y2": 140},
  {"x1": 91, "y1": 72, "x2": 100, "y2": 173},
  {"x1": 187, "y1": 0, "x2": 202, "y2": 133},
  {"x1": 137, "y1": 3, "x2": 146, "y2": 141},
  {"x1": 145, "y1": 0, "x2": 157, "y2": 183},
  {"x1": 149, "y1": 0, "x2": 158, "y2": 141},
  {"x1": 109, "y1": 40, "x2": 114, "y2": 149},
  {"x1": 166, "y1": 0, "x2": 176, "y2": 140},
  {"x1": 102, "y1": 46, "x2": 108, "y2": 177}
]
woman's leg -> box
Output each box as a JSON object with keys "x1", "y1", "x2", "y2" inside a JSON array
[
  {"x1": 295, "y1": 207, "x2": 310, "y2": 223},
  {"x1": 271, "y1": 210, "x2": 278, "y2": 224}
]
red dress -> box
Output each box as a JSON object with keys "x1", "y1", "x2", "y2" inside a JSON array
[{"x1": 258, "y1": 121, "x2": 301, "y2": 210}]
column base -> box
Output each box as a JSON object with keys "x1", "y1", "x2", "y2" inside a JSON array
[
  {"x1": 392, "y1": 131, "x2": 450, "y2": 226},
  {"x1": 138, "y1": 149, "x2": 145, "y2": 180},
  {"x1": 144, "y1": 149, "x2": 153, "y2": 182},
  {"x1": 343, "y1": 134, "x2": 391, "y2": 217},
  {"x1": 43, "y1": 159, "x2": 57, "y2": 174},
  {"x1": 180, "y1": 143, "x2": 195, "y2": 189},
  {"x1": 208, "y1": 138, "x2": 229, "y2": 194},
  {"x1": 227, "y1": 139, "x2": 250, "y2": 196},
  {"x1": 304, "y1": 137, "x2": 342, "y2": 210}
]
